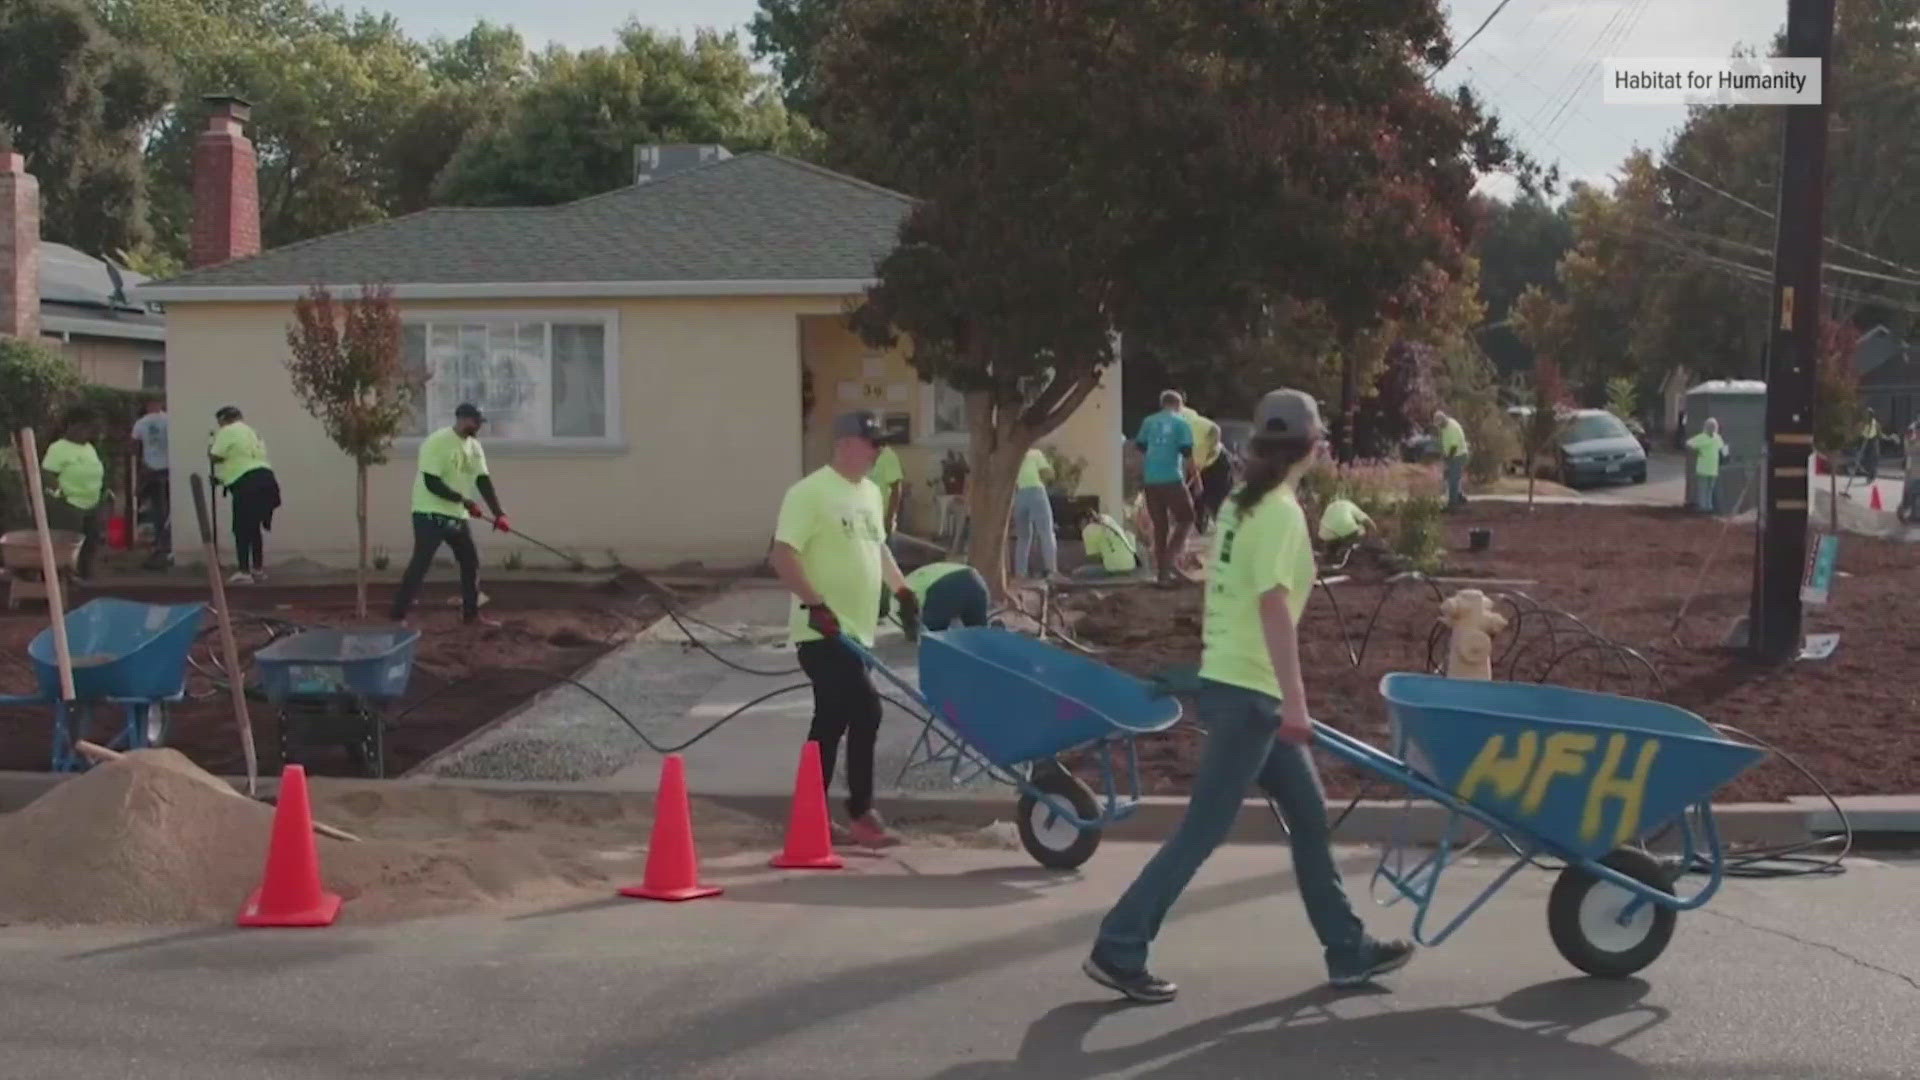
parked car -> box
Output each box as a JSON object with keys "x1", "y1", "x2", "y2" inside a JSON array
[{"x1": 1556, "y1": 410, "x2": 1649, "y2": 488}]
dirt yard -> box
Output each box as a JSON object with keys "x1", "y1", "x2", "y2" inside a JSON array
[
  {"x1": 1069, "y1": 502, "x2": 1920, "y2": 803},
  {"x1": 0, "y1": 574, "x2": 693, "y2": 778}
]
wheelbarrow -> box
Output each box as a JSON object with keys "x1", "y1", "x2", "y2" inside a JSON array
[
  {"x1": 0, "y1": 598, "x2": 207, "y2": 770},
  {"x1": 253, "y1": 627, "x2": 421, "y2": 778},
  {"x1": 1314, "y1": 673, "x2": 1768, "y2": 978},
  {"x1": 846, "y1": 627, "x2": 1182, "y2": 870},
  {"x1": 1, "y1": 529, "x2": 83, "y2": 610}
]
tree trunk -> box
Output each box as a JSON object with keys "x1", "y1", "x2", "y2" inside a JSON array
[
  {"x1": 355, "y1": 461, "x2": 369, "y2": 619},
  {"x1": 966, "y1": 428, "x2": 1028, "y2": 603}
]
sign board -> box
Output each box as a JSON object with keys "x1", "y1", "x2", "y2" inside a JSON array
[
  {"x1": 1799, "y1": 532, "x2": 1838, "y2": 605},
  {"x1": 882, "y1": 412, "x2": 911, "y2": 444}
]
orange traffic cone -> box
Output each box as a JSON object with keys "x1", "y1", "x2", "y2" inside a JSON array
[
  {"x1": 238, "y1": 765, "x2": 342, "y2": 927},
  {"x1": 620, "y1": 755, "x2": 723, "y2": 902},
  {"x1": 771, "y1": 741, "x2": 844, "y2": 870},
  {"x1": 1870, "y1": 484, "x2": 1885, "y2": 511}
]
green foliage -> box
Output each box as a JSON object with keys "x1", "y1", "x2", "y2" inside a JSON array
[
  {"x1": 1391, "y1": 492, "x2": 1447, "y2": 573},
  {"x1": 1473, "y1": 192, "x2": 1573, "y2": 377},
  {"x1": 0, "y1": 0, "x2": 175, "y2": 255},
  {"x1": 1432, "y1": 345, "x2": 1514, "y2": 484},
  {"x1": 1604, "y1": 376, "x2": 1639, "y2": 423},
  {"x1": 750, "y1": 0, "x2": 839, "y2": 119},
  {"x1": 1039, "y1": 445, "x2": 1086, "y2": 497},
  {"x1": 0, "y1": 336, "x2": 84, "y2": 445}
]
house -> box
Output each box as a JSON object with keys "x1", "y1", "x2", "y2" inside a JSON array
[
  {"x1": 1, "y1": 152, "x2": 167, "y2": 390},
  {"x1": 1853, "y1": 325, "x2": 1918, "y2": 433},
  {"x1": 136, "y1": 100, "x2": 1124, "y2": 569}
]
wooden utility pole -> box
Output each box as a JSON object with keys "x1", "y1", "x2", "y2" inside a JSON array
[{"x1": 1749, "y1": 0, "x2": 1837, "y2": 663}]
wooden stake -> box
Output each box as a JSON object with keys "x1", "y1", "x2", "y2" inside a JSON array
[
  {"x1": 17, "y1": 428, "x2": 76, "y2": 703},
  {"x1": 190, "y1": 473, "x2": 260, "y2": 797}
]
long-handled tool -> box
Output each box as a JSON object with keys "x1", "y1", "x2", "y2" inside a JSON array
[
  {"x1": 476, "y1": 515, "x2": 586, "y2": 571},
  {"x1": 191, "y1": 473, "x2": 260, "y2": 795},
  {"x1": 16, "y1": 428, "x2": 76, "y2": 704}
]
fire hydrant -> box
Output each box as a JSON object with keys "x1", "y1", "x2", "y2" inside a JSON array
[{"x1": 1440, "y1": 588, "x2": 1508, "y2": 681}]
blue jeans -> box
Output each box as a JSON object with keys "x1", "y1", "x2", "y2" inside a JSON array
[
  {"x1": 1694, "y1": 474, "x2": 1718, "y2": 513},
  {"x1": 1012, "y1": 485, "x2": 1058, "y2": 577},
  {"x1": 1093, "y1": 680, "x2": 1369, "y2": 980},
  {"x1": 1444, "y1": 455, "x2": 1467, "y2": 507}
]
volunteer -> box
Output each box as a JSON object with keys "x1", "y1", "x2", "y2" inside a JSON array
[
  {"x1": 1317, "y1": 497, "x2": 1375, "y2": 566},
  {"x1": 1135, "y1": 390, "x2": 1196, "y2": 585},
  {"x1": 39, "y1": 407, "x2": 105, "y2": 581},
  {"x1": 1084, "y1": 388, "x2": 1412, "y2": 1004},
  {"x1": 1685, "y1": 418, "x2": 1729, "y2": 514},
  {"x1": 769, "y1": 410, "x2": 917, "y2": 850},
  {"x1": 1858, "y1": 409, "x2": 1882, "y2": 481},
  {"x1": 871, "y1": 441, "x2": 905, "y2": 538},
  {"x1": 1178, "y1": 403, "x2": 1229, "y2": 535},
  {"x1": 1075, "y1": 504, "x2": 1140, "y2": 578},
  {"x1": 1435, "y1": 410, "x2": 1469, "y2": 510},
  {"x1": 900, "y1": 560, "x2": 990, "y2": 631},
  {"x1": 390, "y1": 403, "x2": 506, "y2": 626},
  {"x1": 130, "y1": 396, "x2": 171, "y2": 569},
  {"x1": 1012, "y1": 445, "x2": 1061, "y2": 581},
  {"x1": 209, "y1": 406, "x2": 280, "y2": 584},
  {"x1": 1897, "y1": 419, "x2": 1919, "y2": 523}
]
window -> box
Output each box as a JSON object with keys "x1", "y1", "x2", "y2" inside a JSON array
[
  {"x1": 401, "y1": 315, "x2": 617, "y2": 444},
  {"x1": 1566, "y1": 414, "x2": 1630, "y2": 443},
  {"x1": 928, "y1": 381, "x2": 969, "y2": 440},
  {"x1": 140, "y1": 357, "x2": 165, "y2": 393}
]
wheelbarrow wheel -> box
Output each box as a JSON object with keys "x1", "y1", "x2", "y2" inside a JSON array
[
  {"x1": 1016, "y1": 764, "x2": 1102, "y2": 870},
  {"x1": 1548, "y1": 848, "x2": 1679, "y2": 979}
]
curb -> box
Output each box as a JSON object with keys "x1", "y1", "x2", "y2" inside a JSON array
[{"x1": 0, "y1": 768, "x2": 1864, "y2": 849}]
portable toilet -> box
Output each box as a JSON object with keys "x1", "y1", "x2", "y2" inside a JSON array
[{"x1": 1682, "y1": 380, "x2": 1768, "y2": 514}]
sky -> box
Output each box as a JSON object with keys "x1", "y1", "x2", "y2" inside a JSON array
[{"x1": 370, "y1": 0, "x2": 1789, "y2": 200}]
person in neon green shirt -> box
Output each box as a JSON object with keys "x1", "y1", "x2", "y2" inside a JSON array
[
  {"x1": 39, "y1": 407, "x2": 105, "y2": 580},
  {"x1": 390, "y1": 403, "x2": 508, "y2": 625},
  {"x1": 1012, "y1": 446, "x2": 1061, "y2": 580},
  {"x1": 1316, "y1": 497, "x2": 1374, "y2": 567},
  {"x1": 770, "y1": 410, "x2": 916, "y2": 850},
  {"x1": 1086, "y1": 388, "x2": 1410, "y2": 1004},
  {"x1": 208, "y1": 406, "x2": 280, "y2": 583},
  {"x1": 1435, "y1": 410, "x2": 1469, "y2": 510},
  {"x1": 1684, "y1": 418, "x2": 1729, "y2": 514},
  {"x1": 1074, "y1": 505, "x2": 1140, "y2": 576},
  {"x1": 1178, "y1": 405, "x2": 1231, "y2": 534},
  {"x1": 870, "y1": 444, "x2": 905, "y2": 536},
  {"x1": 901, "y1": 561, "x2": 989, "y2": 630}
]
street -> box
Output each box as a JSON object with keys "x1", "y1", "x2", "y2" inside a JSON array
[{"x1": 2, "y1": 842, "x2": 1915, "y2": 1079}]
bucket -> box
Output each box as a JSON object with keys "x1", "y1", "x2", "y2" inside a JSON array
[
  {"x1": 106, "y1": 515, "x2": 130, "y2": 549},
  {"x1": 1467, "y1": 528, "x2": 1491, "y2": 553}
]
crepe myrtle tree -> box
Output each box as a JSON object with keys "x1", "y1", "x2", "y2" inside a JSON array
[
  {"x1": 285, "y1": 284, "x2": 413, "y2": 617},
  {"x1": 820, "y1": 0, "x2": 1529, "y2": 594}
]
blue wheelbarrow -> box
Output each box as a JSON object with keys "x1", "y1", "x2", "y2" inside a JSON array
[
  {"x1": 847, "y1": 627, "x2": 1182, "y2": 870},
  {"x1": 0, "y1": 598, "x2": 207, "y2": 771},
  {"x1": 1314, "y1": 673, "x2": 1769, "y2": 978},
  {"x1": 253, "y1": 627, "x2": 421, "y2": 778}
]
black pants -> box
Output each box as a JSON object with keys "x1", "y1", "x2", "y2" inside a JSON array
[
  {"x1": 228, "y1": 470, "x2": 275, "y2": 573},
  {"x1": 140, "y1": 469, "x2": 171, "y2": 555},
  {"x1": 391, "y1": 513, "x2": 481, "y2": 621},
  {"x1": 47, "y1": 500, "x2": 101, "y2": 579},
  {"x1": 1197, "y1": 454, "x2": 1234, "y2": 529},
  {"x1": 922, "y1": 568, "x2": 990, "y2": 631},
  {"x1": 797, "y1": 638, "x2": 883, "y2": 819}
]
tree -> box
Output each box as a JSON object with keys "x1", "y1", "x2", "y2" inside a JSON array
[
  {"x1": 749, "y1": 0, "x2": 840, "y2": 120},
  {"x1": 0, "y1": 336, "x2": 84, "y2": 528},
  {"x1": 1519, "y1": 357, "x2": 1571, "y2": 509},
  {"x1": 818, "y1": 0, "x2": 1522, "y2": 594},
  {"x1": 1604, "y1": 376, "x2": 1638, "y2": 424},
  {"x1": 1814, "y1": 316, "x2": 1865, "y2": 530},
  {"x1": 1472, "y1": 192, "x2": 1573, "y2": 376},
  {"x1": 0, "y1": 0, "x2": 174, "y2": 255},
  {"x1": 285, "y1": 285, "x2": 411, "y2": 617}
]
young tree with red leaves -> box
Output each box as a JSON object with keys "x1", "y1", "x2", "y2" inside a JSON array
[
  {"x1": 1521, "y1": 356, "x2": 1572, "y2": 510},
  {"x1": 1814, "y1": 316, "x2": 1864, "y2": 531},
  {"x1": 815, "y1": 0, "x2": 1529, "y2": 594},
  {"x1": 285, "y1": 285, "x2": 412, "y2": 616}
]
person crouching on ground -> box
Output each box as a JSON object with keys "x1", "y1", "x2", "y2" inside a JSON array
[
  {"x1": 900, "y1": 560, "x2": 990, "y2": 631},
  {"x1": 1316, "y1": 497, "x2": 1375, "y2": 568},
  {"x1": 40, "y1": 407, "x2": 106, "y2": 581},
  {"x1": 209, "y1": 406, "x2": 280, "y2": 584},
  {"x1": 1074, "y1": 504, "x2": 1141, "y2": 578},
  {"x1": 769, "y1": 410, "x2": 918, "y2": 850},
  {"x1": 1083, "y1": 387, "x2": 1413, "y2": 1004},
  {"x1": 390, "y1": 403, "x2": 507, "y2": 626}
]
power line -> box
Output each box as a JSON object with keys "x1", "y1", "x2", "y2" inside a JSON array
[{"x1": 1432, "y1": 0, "x2": 1522, "y2": 79}]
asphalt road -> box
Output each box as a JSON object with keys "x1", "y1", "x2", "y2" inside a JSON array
[{"x1": 2, "y1": 842, "x2": 1916, "y2": 1079}]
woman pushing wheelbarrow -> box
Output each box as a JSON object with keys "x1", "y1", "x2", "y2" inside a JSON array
[{"x1": 1083, "y1": 388, "x2": 1413, "y2": 1005}]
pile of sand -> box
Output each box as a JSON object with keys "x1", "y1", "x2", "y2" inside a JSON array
[{"x1": 0, "y1": 750, "x2": 778, "y2": 927}]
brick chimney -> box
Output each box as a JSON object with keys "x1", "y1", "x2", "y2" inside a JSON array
[
  {"x1": 191, "y1": 94, "x2": 261, "y2": 269},
  {"x1": 0, "y1": 147, "x2": 38, "y2": 340}
]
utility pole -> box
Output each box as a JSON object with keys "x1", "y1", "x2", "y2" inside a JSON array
[{"x1": 1749, "y1": 0, "x2": 1837, "y2": 663}]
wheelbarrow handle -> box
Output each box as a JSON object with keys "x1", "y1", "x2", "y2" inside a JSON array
[{"x1": 835, "y1": 634, "x2": 933, "y2": 713}]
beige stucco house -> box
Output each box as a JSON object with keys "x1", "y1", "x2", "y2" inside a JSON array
[{"x1": 138, "y1": 128, "x2": 1122, "y2": 570}]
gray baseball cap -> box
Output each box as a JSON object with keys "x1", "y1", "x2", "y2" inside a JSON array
[
  {"x1": 1252, "y1": 389, "x2": 1323, "y2": 439},
  {"x1": 831, "y1": 410, "x2": 886, "y2": 444}
]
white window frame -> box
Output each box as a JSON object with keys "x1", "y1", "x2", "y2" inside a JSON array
[
  {"x1": 919, "y1": 380, "x2": 972, "y2": 449},
  {"x1": 395, "y1": 309, "x2": 623, "y2": 453}
]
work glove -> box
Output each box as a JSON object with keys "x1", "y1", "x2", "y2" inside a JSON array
[
  {"x1": 464, "y1": 500, "x2": 485, "y2": 519},
  {"x1": 492, "y1": 514, "x2": 512, "y2": 534},
  {"x1": 894, "y1": 587, "x2": 922, "y2": 642},
  {"x1": 805, "y1": 603, "x2": 842, "y2": 639}
]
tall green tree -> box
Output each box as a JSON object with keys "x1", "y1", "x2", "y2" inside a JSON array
[
  {"x1": 819, "y1": 0, "x2": 1521, "y2": 592},
  {"x1": 0, "y1": 0, "x2": 174, "y2": 256},
  {"x1": 749, "y1": 0, "x2": 840, "y2": 119},
  {"x1": 1473, "y1": 192, "x2": 1572, "y2": 376}
]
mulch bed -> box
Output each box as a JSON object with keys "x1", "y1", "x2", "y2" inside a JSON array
[
  {"x1": 1068, "y1": 501, "x2": 1920, "y2": 803},
  {"x1": 0, "y1": 575, "x2": 687, "y2": 778}
]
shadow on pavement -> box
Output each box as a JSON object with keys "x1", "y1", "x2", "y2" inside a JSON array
[{"x1": 716, "y1": 869, "x2": 1048, "y2": 910}]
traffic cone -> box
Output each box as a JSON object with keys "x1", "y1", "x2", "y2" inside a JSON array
[
  {"x1": 619, "y1": 754, "x2": 723, "y2": 902},
  {"x1": 770, "y1": 741, "x2": 844, "y2": 869},
  {"x1": 1870, "y1": 484, "x2": 1885, "y2": 511},
  {"x1": 238, "y1": 765, "x2": 342, "y2": 928}
]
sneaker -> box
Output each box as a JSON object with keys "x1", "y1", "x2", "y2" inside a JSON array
[
  {"x1": 1081, "y1": 954, "x2": 1177, "y2": 1004},
  {"x1": 226, "y1": 571, "x2": 254, "y2": 585},
  {"x1": 847, "y1": 810, "x2": 903, "y2": 849},
  {"x1": 1329, "y1": 939, "x2": 1415, "y2": 988}
]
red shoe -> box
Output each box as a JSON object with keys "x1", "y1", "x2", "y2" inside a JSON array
[{"x1": 848, "y1": 811, "x2": 903, "y2": 850}]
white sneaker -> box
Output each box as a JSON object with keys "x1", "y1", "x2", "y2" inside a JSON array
[{"x1": 227, "y1": 571, "x2": 254, "y2": 585}]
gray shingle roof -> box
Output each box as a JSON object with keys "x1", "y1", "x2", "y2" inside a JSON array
[{"x1": 145, "y1": 154, "x2": 913, "y2": 291}]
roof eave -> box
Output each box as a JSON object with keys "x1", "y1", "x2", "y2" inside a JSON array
[
  {"x1": 39, "y1": 313, "x2": 168, "y2": 342},
  {"x1": 135, "y1": 278, "x2": 878, "y2": 304}
]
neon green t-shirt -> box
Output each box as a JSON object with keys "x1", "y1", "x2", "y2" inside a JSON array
[
  {"x1": 1439, "y1": 417, "x2": 1468, "y2": 459},
  {"x1": 776, "y1": 466, "x2": 887, "y2": 646},
  {"x1": 1198, "y1": 485, "x2": 1316, "y2": 699},
  {"x1": 41, "y1": 439, "x2": 104, "y2": 511},
  {"x1": 1179, "y1": 407, "x2": 1222, "y2": 469},
  {"x1": 1081, "y1": 515, "x2": 1139, "y2": 573},
  {"x1": 1016, "y1": 448, "x2": 1050, "y2": 491},
  {"x1": 411, "y1": 426, "x2": 490, "y2": 517},
  {"x1": 209, "y1": 421, "x2": 269, "y2": 487},
  {"x1": 871, "y1": 447, "x2": 903, "y2": 495},
  {"x1": 1685, "y1": 432, "x2": 1727, "y2": 479},
  {"x1": 1317, "y1": 498, "x2": 1373, "y2": 542},
  {"x1": 904, "y1": 561, "x2": 968, "y2": 603}
]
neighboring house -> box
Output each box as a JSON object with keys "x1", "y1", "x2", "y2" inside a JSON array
[
  {"x1": 136, "y1": 103, "x2": 1124, "y2": 569},
  {"x1": 0, "y1": 152, "x2": 167, "y2": 390},
  {"x1": 1853, "y1": 325, "x2": 1918, "y2": 434}
]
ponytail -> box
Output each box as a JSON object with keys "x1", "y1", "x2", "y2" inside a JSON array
[{"x1": 1231, "y1": 435, "x2": 1314, "y2": 514}]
